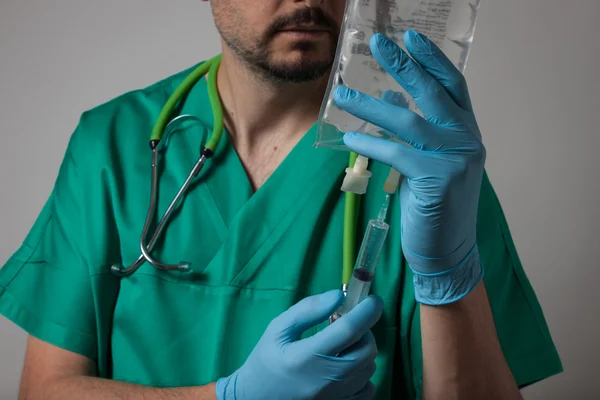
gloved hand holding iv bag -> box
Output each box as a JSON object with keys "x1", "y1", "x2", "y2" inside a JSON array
[
  {"x1": 334, "y1": 31, "x2": 485, "y2": 306},
  {"x1": 216, "y1": 290, "x2": 383, "y2": 400}
]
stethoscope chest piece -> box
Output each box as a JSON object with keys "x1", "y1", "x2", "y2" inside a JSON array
[{"x1": 111, "y1": 55, "x2": 224, "y2": 277}]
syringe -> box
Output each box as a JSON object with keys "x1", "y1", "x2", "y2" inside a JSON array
[{"x1": 332, "y1": 194, "x2": 391, "y2": 320}]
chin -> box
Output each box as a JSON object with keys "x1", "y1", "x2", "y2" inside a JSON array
[
  {"x1": 276, "y1": 54, "x2": 332, "y2": 67},
  {"x1": 273, "y1": 44, "x2": 334, "y2": 66},
  {"x1": 262, "y1": 56, "x2": 333, "y2": 83},
  {"x1": 249, "y1": 40, "x2": 336, "y2": 82}
]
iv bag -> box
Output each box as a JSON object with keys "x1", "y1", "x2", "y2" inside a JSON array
[{"x1": 314, "y1": 0, "x2": 481, "y2": 150}]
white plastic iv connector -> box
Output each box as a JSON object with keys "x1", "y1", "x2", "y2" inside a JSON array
[
  {"x1": 341, "y1": 155, "x2": 372, "y2": 194},
  {"x1": 383, "y1": 168, "x2": 402, "y2": 194}
]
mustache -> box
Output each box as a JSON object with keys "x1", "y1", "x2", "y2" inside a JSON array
[{"x1": 265, "y1": 8, "x2": 339, "y2": 37}]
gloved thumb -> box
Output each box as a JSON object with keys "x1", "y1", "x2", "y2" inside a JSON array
[
  {"x1": 303, "y1": 294, "x2": 384, "y2": 356},
  {"x1": 267, "y1": 290, "x2": 345, "y2": 342}
]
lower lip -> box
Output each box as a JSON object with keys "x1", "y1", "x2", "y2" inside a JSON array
[{"x1": 278, "y1": 30, "x2": 329, "y2": 39}]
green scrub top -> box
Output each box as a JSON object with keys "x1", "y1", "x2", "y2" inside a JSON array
[{"x1": 0, "y1": 62, "x2": 562, "y2": 399}]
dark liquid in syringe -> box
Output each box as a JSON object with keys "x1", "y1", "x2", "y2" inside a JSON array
[{"x1": 353, "y1": 268, "x2": 374, "y2": 283}]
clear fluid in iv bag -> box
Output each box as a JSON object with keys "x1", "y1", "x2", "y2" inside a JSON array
[{"x1": 316, "y1": 0, "x2": 481, "y2": 149}]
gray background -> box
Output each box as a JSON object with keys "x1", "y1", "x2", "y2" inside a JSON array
[{"x1": 0, "y1": 0, "x2": 598, "y2": 398}]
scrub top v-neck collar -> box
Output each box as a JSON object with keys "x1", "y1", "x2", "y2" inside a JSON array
[
  {"x1": 175, "y1": 63, "x2": 348, "y2": 224},
  {"x1": 169, "y1": 65, "x2": 348, "y2": 285}
]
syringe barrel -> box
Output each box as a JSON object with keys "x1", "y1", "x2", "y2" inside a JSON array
[
  {"x1": 335, "y1": 218, "x2": 389, "y2": 318},
  {"x1": 354, "y1": 218, "x2": 389, "y2": 275}
]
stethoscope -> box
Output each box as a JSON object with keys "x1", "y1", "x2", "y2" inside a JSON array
[{"x1": 109, "y1": 54, "x2": 362, "y2": 296}]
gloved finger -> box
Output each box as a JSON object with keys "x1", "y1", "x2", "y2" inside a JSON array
[
  {"x1": 369, "y1": 33, "x2": 461, "y2": 125},
  {"x1": 343, "y1": 132, "x2": 429, "y2": 179},
  {"x1": 344, "y1": 381, "x2": 376, "y2": 400},
  {"x1": 404, "y1": 30, "x2": 473, "y2": 112},
  {"x1": 267, "y1": 290, "x2": 344, "y2": 341},
  {"x1": 303, "y1": 295, "x2": 383, "y2": 356},
  {"x1": 380, "y1": 89, "x2": 410, "y2": 109},
  {"x1": 336, "y1": 330, "x2": 378, "y2": 371},
  {"x1": 334, "y1": 87, "x2": 443, "y2": 152}
]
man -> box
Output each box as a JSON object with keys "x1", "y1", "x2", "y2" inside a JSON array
[{"x1": 0, "y1": 0, "x2": 562, "y2": 399}]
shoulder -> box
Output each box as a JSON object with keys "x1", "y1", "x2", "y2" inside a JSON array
[{"x1": 66, "y1": 64, "x2": 203, "y2": 161}]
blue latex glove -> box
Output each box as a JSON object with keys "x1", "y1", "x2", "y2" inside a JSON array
[
  {"x1": 216, "y1": 290, "x2": 383, "y2": 400},
  {"x1": 334, "y1": 30, "x2": 485, "y2": 305}
]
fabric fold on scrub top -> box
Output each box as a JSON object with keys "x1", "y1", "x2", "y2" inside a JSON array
[{"x1": 0, "y1": 60, "x2": 562, "y2": 399}]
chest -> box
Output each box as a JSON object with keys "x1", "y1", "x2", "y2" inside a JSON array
[
  {"x1": 104, "y1": 130, "x2": 406, "y2": 294},
  {"x1": 89, "y1": 132, "x2": 412, "y2": 392}
]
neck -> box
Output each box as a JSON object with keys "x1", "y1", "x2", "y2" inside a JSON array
[{"x1": 216, "y1": 46, "x2": 329, "y2": 153}]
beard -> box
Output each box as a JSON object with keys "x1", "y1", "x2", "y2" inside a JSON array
[{"x1": 216, "y1": 7, "x2": 340, "y2": 83}]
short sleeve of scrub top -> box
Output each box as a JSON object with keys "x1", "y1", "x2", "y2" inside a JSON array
[
  {"x1": 0, "y1": 131, "x2": 98, "y2": 359},
  {"x1": 0, "y1": 63, "x2": 562, "y2": 399}
]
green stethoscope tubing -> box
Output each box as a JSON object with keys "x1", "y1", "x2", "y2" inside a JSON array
[
  {"x1": 151, "y1": 55, "x2": 224, "y2": 152},
  {"x1": 141, "y1": 54, "x2": 358, "y2": 286}
]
